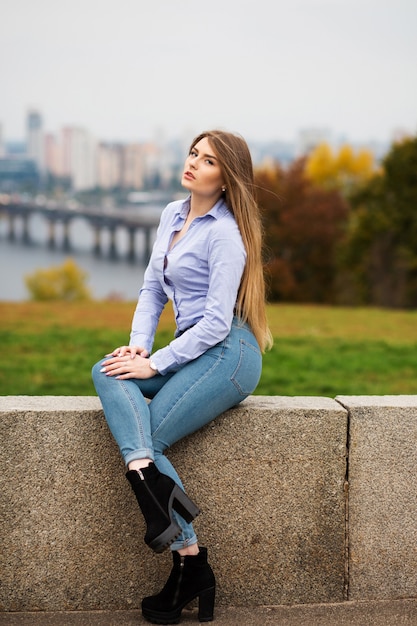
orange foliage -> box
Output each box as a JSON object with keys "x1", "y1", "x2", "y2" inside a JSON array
[{"x1": 256, "y1": 158, "x2": 349, "y2": 303}]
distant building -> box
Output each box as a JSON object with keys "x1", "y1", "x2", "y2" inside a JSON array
[
  {"x1": 95, "y1": 142, "x2": 146, "y2": 190},
  {"x1": 0, "y1": 158, "x2": 39, "y2": 191},
  {"x1": 97, "y1": 143, "x2": 123, "y2": 189},
  {"x1": 44, "y1": 132, "x2": 63, "y2": 178},
  {"x1": 26, "y1": 109, "x2": 45, "y2": 175},
  {"x1": 4, "y1": 141, "x2": 26, "y2": 156},
  {"x1": 142, "y1": 142, "x2": 164, "y2": 187},
  {"x1": 122, "y1": 143, "x2": 145, "y2": 189},
  {"x1": 61, "y1": 126, "x2": 97, "y2": 191}
]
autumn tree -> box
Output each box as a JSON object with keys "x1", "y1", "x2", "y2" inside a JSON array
[
  {"x1": 341, "y1": 135, "x2": 417, "y2": 307},
  {"x1": 305, "y1": 142, "x2": 376, "y2": 195},
  {"x1": 256, "y1": 158, "x2": 349, "y2": 303}
]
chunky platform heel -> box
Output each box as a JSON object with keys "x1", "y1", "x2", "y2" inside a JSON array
[
  {"x1": 197, "y1": 586, "x2": 216, "y2": 622},
  {"x1": 142, "y1": 547, "x2": 216, "y2": 624},
  {"x1": 171, "y1": 484, "x2": 200, "y2": 523},
  {"x1": 126, "y1": 463, "x2": 200, "y2": 553}
]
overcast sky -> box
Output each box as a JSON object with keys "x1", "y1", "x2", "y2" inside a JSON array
[{"x1": 1, "y1": 0, "x2": 416, "y2": 146}]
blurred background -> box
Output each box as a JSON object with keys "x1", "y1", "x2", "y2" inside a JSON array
[{"x1": 1, "y1": 0, "x2": 416, "y2": 303}]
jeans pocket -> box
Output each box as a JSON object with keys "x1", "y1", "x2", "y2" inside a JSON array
[{"x1": 231, "y1": 339, "x2": 262, "y2": 396}]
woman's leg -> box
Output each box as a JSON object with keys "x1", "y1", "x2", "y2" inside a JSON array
[
  {"x1": 141, "y1": 546, "x2": 216, "y2": 623},
  {"x1": 91, "y1": 360, "x2": 154, "y2": 465},
  {"x1": 92, "y1": 360, "x2": 195, "y2": 552},
  {"x1": 148, "y1": 320, "x2": 262, "y2": 551},
  {"x1": 91, "y1": 360, "x2": 174, "y2": 465},
  {"x1": 91, "y1": 320, "x2": 261, "y2": 552},
  {"x1": 141, "y1": 321, "x2": 261, "y2": 622}
]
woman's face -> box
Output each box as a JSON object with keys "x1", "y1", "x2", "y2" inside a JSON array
[{"x1": 181, "y1": 137, "x2": 225, "y2": 203}]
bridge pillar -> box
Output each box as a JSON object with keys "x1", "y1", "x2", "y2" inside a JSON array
[
  {"x1": 93, "y1": 226, "x2": 102, "y2": 256},
  {"x1": 127, "y1": 227, "x2": 136, "y2": 262},
  {"x1": 47, "y1": 220, "x2": 56, "y2": 248},
  {"x1": 62, "y1": 221, "x2": 71, "y2": 251},
  {"x1": 7, "y1": 215, "x2": 16, "y2": 241},
  {"x1": 108, "y1": 227, "x2": 117, "y2": 259},
  {"x1": 21, "y1": 215, "x2": 30, "y2": 244},
  {"x1": 143, "y1": 227, "x2": 152, "y2": 262}
]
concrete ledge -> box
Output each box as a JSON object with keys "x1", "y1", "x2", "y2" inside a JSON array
[{"x1": 1, "y1": 395, "x2": 417, "y2": 614}]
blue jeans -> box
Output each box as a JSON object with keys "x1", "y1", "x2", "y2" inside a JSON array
[{"x1": 91, "y1": 317, "x2": 262, "y2": 550}]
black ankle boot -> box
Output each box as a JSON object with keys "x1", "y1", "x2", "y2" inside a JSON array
[
  {"x1": 142, "y1": 547, "x2": 216, "y2": 624},
  {"x1": 126, "y1": 463, "x2": 200, "y2": 553}
]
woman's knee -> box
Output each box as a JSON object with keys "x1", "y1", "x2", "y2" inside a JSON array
[{"x1": 91, "y1": 359, "x2": 104, "y2": 386}]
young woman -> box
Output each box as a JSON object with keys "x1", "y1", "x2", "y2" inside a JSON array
[{"x1": 92, "y1": 129, "x2": 272, "y2": 624}]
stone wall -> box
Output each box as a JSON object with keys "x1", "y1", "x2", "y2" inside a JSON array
[
  {"x1": 336, "y1": 395, "x2": 417, "y2": 601},
  {"x1": 0, "y1": 395, "x2": 416, "y2": 612}
]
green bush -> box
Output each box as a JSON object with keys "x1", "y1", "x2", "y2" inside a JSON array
[{"x1": 25, "y1": 258, "x2": 92, "y2": 301}]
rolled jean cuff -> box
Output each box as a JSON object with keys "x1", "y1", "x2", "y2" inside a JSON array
[
  {"x1": 124, "y1": 449, "x2": 155, "y2": 467},
  {"x1": 170, "y1": 534, "x2": 198, "y2": 552}
]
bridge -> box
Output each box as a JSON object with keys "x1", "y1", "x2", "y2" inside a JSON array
[{"x1": 0, "y1": 200, "x2": 164, "y2": 261}]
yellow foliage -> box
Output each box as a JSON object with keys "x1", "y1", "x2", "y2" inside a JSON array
[
  {"x1": 25, "y1": 258, "x2": 92, "y2": 302},
  {"x1": 305, "y1": 143, "x2": 336, "y2": 185},
  {"x1": 351, "y1": 149, "x2": 375, "y2": 177},
  {"x1": 336, "y1": 144, "x2": 355, "y2": 172},
  {"x1": 306, "y1": 142, "x2": 376, "y2": 192}
]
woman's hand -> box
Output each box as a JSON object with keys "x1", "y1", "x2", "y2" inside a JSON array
[
  {"x1": 100, "y1": 345, "x2": 156, "y2": 379},
  {"x1": 107, "y1": 345, "x2": 149, "y2": 359}
]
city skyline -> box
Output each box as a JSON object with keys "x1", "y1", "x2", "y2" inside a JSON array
[
  {"x1": 1, "y1": 108, "x2": 388, "y2": 194},
  {"x1": 1, "y1": 0, "x2": 416, "y2": 146},
  {"x1": 0, "y1": 107, "x2": 400, "y2": 150}
]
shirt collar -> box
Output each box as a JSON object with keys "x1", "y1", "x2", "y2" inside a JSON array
[{"x1": 177, "y1": 196, "x2": 229, "y2": 221}]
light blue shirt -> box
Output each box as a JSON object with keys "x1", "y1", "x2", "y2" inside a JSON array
[{"x1": 130, "y1": 196, "x2": 246, "y2": 374}]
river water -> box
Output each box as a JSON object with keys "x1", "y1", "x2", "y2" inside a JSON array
[{"x1": 0, "y1": 212, "x2": 159, "y2": 301}]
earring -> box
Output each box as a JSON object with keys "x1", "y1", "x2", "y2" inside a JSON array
[{"x1": 221, "y1": 186, "x2": 226, "y2": 192}]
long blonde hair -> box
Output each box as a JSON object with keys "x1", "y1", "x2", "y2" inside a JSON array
[{"x1": 189, "y1": 130, "x2": 273, "y2": 352}]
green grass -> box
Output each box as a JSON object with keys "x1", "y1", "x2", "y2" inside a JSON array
[
  {"x1": 261, "y1": 338, "x2": 417, "y2": 395},
  {"x1": 1, "y1": 302, "x2": 417, "y2": 397}
]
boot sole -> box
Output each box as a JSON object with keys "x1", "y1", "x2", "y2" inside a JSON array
[
  {"x1": 142, "y1": 585, "x2": 215, "y2": 624},
  {"x1": 147, "y1": 522, "x2": 182, "y2": 553}
]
